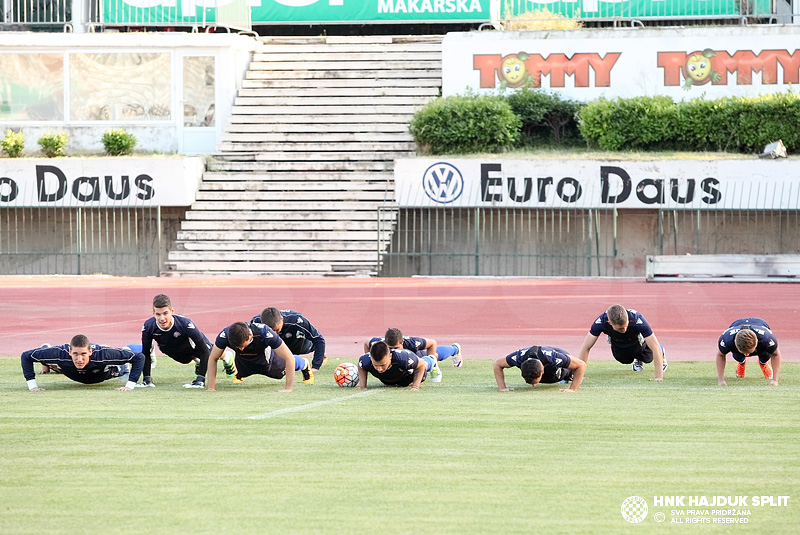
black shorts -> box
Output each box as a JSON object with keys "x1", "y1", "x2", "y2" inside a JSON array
[
  {"x1": 235, "y1": 355, "x2": 286, "y2": 380},
  {"x1": 610, "y1": 341, "x2": 653, "y2": 364}
]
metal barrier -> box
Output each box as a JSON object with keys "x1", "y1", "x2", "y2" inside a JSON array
[
  {"x1": 0, "y1": 0, "x2": 71, "y2": 29},
  {"x1": 379, "y1": 206, "x2": 800, "y2": 277},
  {"x1": 0, "y1": 204, "x2": 184, "y2": 276},
  {"x1": 0, "y1": 0, "x2": 252, "y2": 32}
]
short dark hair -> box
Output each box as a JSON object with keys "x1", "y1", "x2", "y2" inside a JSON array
[
  {"x1": 370, "y1": 341, "x2": 390, "y2": 361},
  {"x1": 153, "y1": 294, "x2": 172, "y2": 309},
  {"x1": 260, "y1": 307, "x2": 282, "y2": 329},
  {"x1": 520, "y1": 358, "x2": 544, "y2": 384},
  {"x1": 384, "y1": 328, "x2": 403, "y2": 347},
  {"x1": 228, "y1": 322, "x2": 252, "y2": 348},
  {"x1": 70, "y1": 334, "x2": 90, "y2": 349}
]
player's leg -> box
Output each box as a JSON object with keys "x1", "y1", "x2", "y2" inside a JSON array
[
  {"x1": 421, "y1": 355, "x2": 442, "y2": 383},
  {"x1": 293, "y1": 355, "x2": 314, "y2": 384},
  {"x1": 758, "y1": 355, "x2": 773, "y2": 379},
  {"x1": 435, "y1": 343, "x2": 464, "y2": 367},
  {"x1": 732, "y1": 353, "x2": 747, "y2": 378}
]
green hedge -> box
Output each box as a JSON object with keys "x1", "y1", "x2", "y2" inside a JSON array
[
  {"x1": 409, "y1": 94, "x2": 521, "y2": 154},
  {"x1": 410, "y1": 91, "x2": 800, "y2": 155},
  {"x1": 505, "y1": 88, "x2": 583, "y2": 146},
  {"x1": 579, "y1": 92, "x2": 800, "y2": 152}
]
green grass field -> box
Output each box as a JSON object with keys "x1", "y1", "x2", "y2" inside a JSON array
[{"x1": 1, "y1": 357, "x2": 797, "y2": 535}]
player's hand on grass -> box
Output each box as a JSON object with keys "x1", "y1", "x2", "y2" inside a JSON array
[
  {"x1": 769, "y1": 379, "x2": 779, "y2": 386},
  {"x1": 409, "y1": 385, "x2": 420, "y2": 391},
  {"x1": 278, "y1": 388, "x2": 292, "y2": 393},
  {"x1": 499, "y1": 387, "x2": 513, "y2": 392},
  {"x1": 718, "y1": 379, "x2": 727, "y2": 387},
  {"x1": 117, "y1": 386, "x2": 133, "y2": 391},
  {"x1": 559, "y1": 388, "x2": 576, "y2": 393},
  {"x1": 30, "y1": 387, "x2": 45, "y2": 392},
  {"x1": 651, "y1": 377, "x2": 663, "y2": 382}
]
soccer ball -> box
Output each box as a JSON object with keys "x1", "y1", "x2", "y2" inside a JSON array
[{"x1": 334, "y1": 362, "x2": 359, "y2": 388}]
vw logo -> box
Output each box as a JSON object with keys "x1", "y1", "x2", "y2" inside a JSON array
[{"x1": 422, "y1": 162, "x2": 464, "y2": 204}]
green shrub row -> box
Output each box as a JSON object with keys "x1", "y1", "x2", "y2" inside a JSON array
[
  {"x1": 1, "y1": 129, "x2": 138, "y2": 158},
  {"x1": 410, "y1": 90, "x2": 800, "y2": 155},
  {"x1": 578, "y1": 92, "x2": 800, "y2": 152}
]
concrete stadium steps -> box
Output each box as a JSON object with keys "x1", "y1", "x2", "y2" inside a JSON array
[{"x1": 164, "y1": 35, "x2": 442, "y2": 276}]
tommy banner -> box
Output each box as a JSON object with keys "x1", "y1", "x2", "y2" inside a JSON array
[
  {"x1": 394, "y1": 158, "x2": 800, "y2": 210},
  {"x1": 103, "y1": 0, "x2": 491, "y2": 25},
  {"x1": 443, "y1": 26, "x2": 800, "y2": 101}
]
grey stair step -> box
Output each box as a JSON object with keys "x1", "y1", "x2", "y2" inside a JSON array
[
  {"x1": 213, "y1": 152, "x2": 410, "y2": 163},
  {"x1": 201, "y1": 171, "x2": 392, "y2": 181},
  {"x1": 197, "y1": 181, "x2": 393, "y2": 192},
  {"x1": 229, "y1": 114, "x2": 412, "y2": 124},
  {"x1": 177, "y1": 240, "x2": 380, "y2": 251},
  {"x1": 185, "y1": 208, "x2": 396, "y2": 219},
  {"x1": 233, "y1": 96, "x2": 432, "y2": 106},
  {"x1": 186, "y1": 202, "x2": 394, "y2": 212},
  {"x1": 177, "y1": 230, "x2": 392, "y2": 241},
  {"x1": 241, "y1": 78, "x2": 441, "y2": 89},
  {"x1": 169, "y1": 251, "x2": 379, "y2": 262},
  {"x1": 255, "y1": 43, "x2": 441, "y2": 54},
  {"x1": 179, "y1": 219, "x2": 383, "y2": 231},
  {"x1": 237, "y1": 87, "x2": 439, "y2": 98},
  {"x1": 207, "y1": 161, "x2": 394, "y2": 172},
  {"x1": 217, "y1": 142, "x2": 415, "y2": 152},
  {"x1": 252, "y1": 52, "x2": 441, "y2": 62},
  {"x1": 220, "y1": 132, "x2": 412, "y2": 143},
  {"x1": 193, "y1": 191, "x2": 388, "y2": 202},
  {"x1": 246, "y1": 70, "x2": 441, "y2": 80},
  {"x1": 225, "y1": 123, "x2": 410, "y2": 133},
  {"x1": 230, "y1": 105, "x2": 423, "y2": 115}
]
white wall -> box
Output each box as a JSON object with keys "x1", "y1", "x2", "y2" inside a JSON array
[{"x1": 0, "y1": 32, "x2": 257, "y2": 155}]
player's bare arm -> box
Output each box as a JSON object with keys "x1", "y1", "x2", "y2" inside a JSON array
[
  {"x1": 562, "y1": 357, "x2": 586, "y2": 393},
  {"x1": 770, "y1": 348, "x2": 782, "y2": 386},
  {"x1": 357, "y1": 366, "x2": 368, "y2": 390},
  {"x1": 274, "y1": 342, "x2": 295, "y2": 392},
  {"x1": 493, "y1": 357, "x2": 512, "y2": 391},
  {"x1": 578, "y1": 333, "x2": 598, "y2": 362},
  {"x1": 715, "y1": 349, "x2": 727, "y2": 386},
  {"x1": 409, "y1": 359, "x2": 426, "y2": 390},
  {"x1": 205, "y1": 344, "x2": 225, "y2": 391},
  {"x1": 644, "y1": 334, "x2": 664, "y2": 381},
  {"x1": 423, "y1": 338, "x2": 438, "y2": 356}
]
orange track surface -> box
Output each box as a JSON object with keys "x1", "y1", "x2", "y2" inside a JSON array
[{"x1": 1, "y1": 275, "x2": 797, "y2": 361}]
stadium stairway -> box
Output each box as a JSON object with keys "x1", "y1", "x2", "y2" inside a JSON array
[{"x1": 163, "y1": 35, "x2": 442, "y2": 276}]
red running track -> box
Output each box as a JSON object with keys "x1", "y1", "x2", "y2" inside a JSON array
[{"x1": 0, "y1": 275, "x2": 797, "y2": 362}]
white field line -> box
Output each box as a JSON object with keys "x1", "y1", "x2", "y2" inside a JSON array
[{"x1": 247, "y1": 388, "x2": 382, "y2": 420}]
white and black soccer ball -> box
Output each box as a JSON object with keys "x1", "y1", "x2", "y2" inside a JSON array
[{"x1": 334, "y1": 362, "x2": 359, "y2": 388}]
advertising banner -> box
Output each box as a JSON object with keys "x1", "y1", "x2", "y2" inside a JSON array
[
  {"x1": 103, "y1": 0, "x2": 492, "y2": 25},
  {"x1": 443, "y1": 27, "x2": 800, "y2": 100},
  {"x1": 0, "y1": 158, "x2": 204, "y2": 207},
  {"x1": 395, "y1": 158, "x2": 800, "y2": 210}
]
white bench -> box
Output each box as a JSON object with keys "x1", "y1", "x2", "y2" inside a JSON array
[{"x1": 646, "y1": 254, "x2": 800, "y2": 282}]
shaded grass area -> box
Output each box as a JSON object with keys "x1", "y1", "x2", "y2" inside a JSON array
[{"x1": 0, "y1": 357, "x2": 797, "y2": 535}]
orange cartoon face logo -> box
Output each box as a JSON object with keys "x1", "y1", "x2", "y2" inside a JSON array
[
  {"x1": 682, "y1": 49, "x2": 721, "y2": 90},
  {"x1": 498, "y1": 52, "x2": 533, "y2": 89}
]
